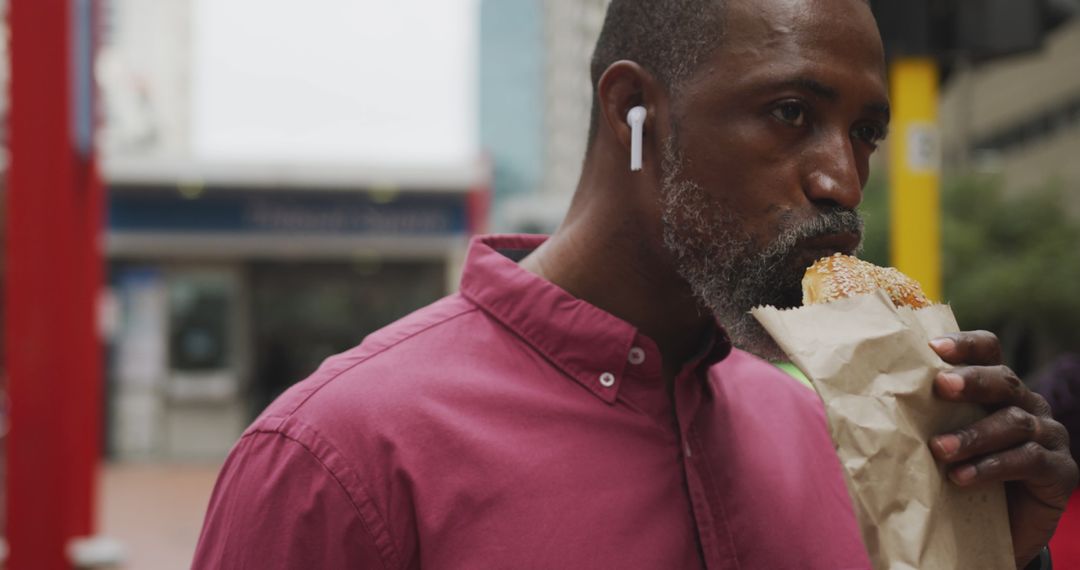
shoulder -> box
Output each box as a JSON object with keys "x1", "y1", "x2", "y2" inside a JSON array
[
  {"x1": 194, "y1": 426, "x2": 398, "y2": 568},
  {"x1": 253, "y1": 293, "x2": 482, "y2": 429},
  {"x1": 198, "y1": 294, "x2": 496, "y2": 568},
  {"x1": 238, "y1": 292, "x2": 491, "y2": 487}
]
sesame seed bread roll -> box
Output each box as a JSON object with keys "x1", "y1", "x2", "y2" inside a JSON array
[{"x1": 802, "y1": 253, "x2": 933, "y2": 309}]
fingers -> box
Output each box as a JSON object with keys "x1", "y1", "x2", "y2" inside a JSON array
[
  {"x1": 929, "y1": 331, "x2": 1004, "y2": 366},
  {"x1": 944, "y1": 441, "x2": 1075, "y2": 493},
  {"x1": 929, "y1": 329, "x2": 1045, "y2": 413},
  {"x1": 931, "y1": 409, "x2": 1078, "y2": 509},
  {"x1": 933, "y1": 365, "x2": 1051, "y2": 416},
  {"x1": 931, "y1": 406, "x2": 1070, "y2": 464}
]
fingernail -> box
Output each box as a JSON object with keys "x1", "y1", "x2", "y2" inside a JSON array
[
  {"x1": 939, "y1": 372, "x2": 964, "y2": 394},
  {"x1": 930, "y1": 338, "x2": 956, "y2": 354},
  {"x1": 950, "y1": 465, "x2": 977, "y2": 485},
  {"x1": 935, "y1": 435, "x2": 960, "y2": 458}
]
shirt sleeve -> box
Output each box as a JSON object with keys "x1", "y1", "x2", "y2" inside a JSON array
[{"x1": 192, "y1": 430, "x2": 391, "y2": 570}]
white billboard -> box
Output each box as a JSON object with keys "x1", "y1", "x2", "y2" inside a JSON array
[{"x1": 191, "y1": 0, "x2": 479, "y2": 168}]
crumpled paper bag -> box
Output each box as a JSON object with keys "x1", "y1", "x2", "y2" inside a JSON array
[{"x1": 753, "y1": 290, "x2": 1013, "y2": 570}]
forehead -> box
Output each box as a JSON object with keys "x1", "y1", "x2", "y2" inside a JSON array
[{"x1": 688, "y1": 0, "x2": 886, "y2": 99}]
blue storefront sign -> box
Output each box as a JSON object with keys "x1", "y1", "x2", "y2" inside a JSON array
[{"x1": 108, "y1": 186, "x2": 470, "y2": 237}]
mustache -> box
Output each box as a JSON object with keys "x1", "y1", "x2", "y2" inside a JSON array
[{"x1": 759, "y1": 207, "x2": 865, "y2": 260}]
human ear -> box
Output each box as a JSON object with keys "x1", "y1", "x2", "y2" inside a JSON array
[{"x1": 596, "y1": 61, "x2": 669, "y2": 173}]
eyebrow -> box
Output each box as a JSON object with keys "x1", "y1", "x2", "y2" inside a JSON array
[
  {"x1": 786, "y1": 77, "x2": 839, "y2": 100},
  {"x1": 770, "y1": 77, "x2": 891, "y2": 123}
]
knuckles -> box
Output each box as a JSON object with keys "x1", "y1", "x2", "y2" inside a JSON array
[
  {"x1": 959, "y1": 364, "x2": 1029, "y2": 405},
  {"x1": 978, "y1": 452, "x2": 1004, "y2": 476},
  {"x1": 1041, "y1": 417, "x2": 1071, "y2": 452},
  {"x1": 955, "y1": 426, "x2": 979, "y2": 452},
  {"x1": 1028, "y1": 391, "x2": 1054, "y2": 418},
  {"x1": 1003, "y1": 406, "x2": 1039, "y2": 440},
  {"x1": 999, "y1": 365, "x2": 1024, "y2": 391},
  {"x1": 958, "y1": 366, "x2": 990, "y2": 393},
  {"x1": 956, "y1": 330, "x2": 1003, "y2": 364},
  {"x1": 1018, "y1": 441, "x2": 1048, "y2": 472}
]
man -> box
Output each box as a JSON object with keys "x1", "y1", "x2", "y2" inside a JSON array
[{"x1": 194, "y1": 0, "x2": 1077, "y2": 567}]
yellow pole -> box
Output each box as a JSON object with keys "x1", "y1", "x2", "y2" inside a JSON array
[{"x1": 888, "y1": 57, "x2": 942, "y2": 303}]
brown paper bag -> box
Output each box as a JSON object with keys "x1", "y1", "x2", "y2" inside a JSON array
[{"x1": 753, "y1": 290, "x2": 1013, "y2": 570}]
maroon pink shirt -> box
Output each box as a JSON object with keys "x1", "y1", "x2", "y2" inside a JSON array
[{"x1": 194, "y1": 235, "x2": 870, "y2": 569}]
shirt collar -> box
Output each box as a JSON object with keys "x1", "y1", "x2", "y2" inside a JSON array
[{"x1": 459, "y1": 234, "x2": 731, "y2": 404}]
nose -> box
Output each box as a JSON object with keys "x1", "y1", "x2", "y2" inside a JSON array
[{"x1": 803, "y1": 131, "x2": 863, "y2": 210}]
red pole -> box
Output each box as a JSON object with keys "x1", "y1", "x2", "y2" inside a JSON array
[
  {"x1": 466, "y1": 153, "x2": 493, "y2": 235},
  {"x1": 5, "y1": 0, "x2": 103, "y2": 567}
]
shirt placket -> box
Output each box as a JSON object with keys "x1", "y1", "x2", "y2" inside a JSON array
[{"x1": 674, "y1": 368, "x2": 739, "y2": 570}]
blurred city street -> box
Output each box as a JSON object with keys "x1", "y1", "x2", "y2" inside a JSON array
[
  {"x1": 99, "y1": 463, "x2": 220, "y2": 570},
  {"x1": 2, "y1": 0, "x2": 1080, "y2": 567}
]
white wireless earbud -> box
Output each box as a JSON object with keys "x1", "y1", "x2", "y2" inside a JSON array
[{"x1": 627, "y1": 106, "x2": 647, "y2": 172}]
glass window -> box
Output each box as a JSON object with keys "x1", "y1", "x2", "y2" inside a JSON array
[{"x1": 169, "y1": 273, "x2": 232, "y2": 372}]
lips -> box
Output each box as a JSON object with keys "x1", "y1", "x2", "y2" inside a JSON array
[
  {"x1": 802, "y1": 231, "x2": 861, "y2": 256},
  {"x1": 792, "y1": 232, "x2": 862, "y2": 270}
]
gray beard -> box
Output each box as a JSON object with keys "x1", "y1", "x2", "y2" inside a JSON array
[{"x1": 658, "y1": 138, "x2": 865, "y2": 361}]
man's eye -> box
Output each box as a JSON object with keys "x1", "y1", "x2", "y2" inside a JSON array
[
  {"x1": 852, "y1": 123, "x2": 887, "y2": 146},
  {"x1": 771, "y1": 102, "x2": 806, "y2": 127}
]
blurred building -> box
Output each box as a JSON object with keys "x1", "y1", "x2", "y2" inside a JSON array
[
  {"x1": 537, "y1": 0, "x2": 608, "y2": 220},
  {"x1": 103, "y1": 167, "x2": 482, "y2": 462},
  {"x1": 99, "y1": 0, "x2": 191, "y2": 160},
  {"x1": 485, "y1": 0, "x2": 609, "y2": 233},
  {"x1": 100, "y1": 0, "x2": 486, "y2": 461},
  {"x1": 479, "y1": 0, "x2": 545, "y2": 229},
  {"x1": 941, "y1": 20, "x2": 1080, "y2": 207}
]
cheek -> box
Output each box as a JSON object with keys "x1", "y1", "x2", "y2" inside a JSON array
[
  {"x1": 685, "y1": 142, "x2": 805, "y2": 209},
  {"x1": 675, "y1": 120, "x2": 807, "y2": 221},
  {"x1": 702, "y1": 190, "x2": 790, "y2": 252},
  {"x1": 692, "y1": 162, "x2": 801, "y2": 229}
]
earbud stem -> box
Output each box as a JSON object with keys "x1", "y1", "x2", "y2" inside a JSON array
[{"x1": 627, "y1": 106, "x2": 646, "y2": 172}]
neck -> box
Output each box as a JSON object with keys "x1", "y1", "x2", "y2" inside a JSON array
[{"x1": 520, "y1": 150, "x2": 712, "y2": 380}]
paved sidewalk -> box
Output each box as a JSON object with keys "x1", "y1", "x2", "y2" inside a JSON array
[{"x1": 98, "y1": 462, "x2": 221, "y2": 570}]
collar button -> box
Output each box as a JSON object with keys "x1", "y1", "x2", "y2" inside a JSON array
[
  {"x1": 599, "y1": 372, "x2": 616, "y2": 388},
  {"x1": 628, "y1": 347, "x2": 646, "y2": 365}
]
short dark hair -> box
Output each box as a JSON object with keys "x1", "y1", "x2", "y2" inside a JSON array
[{"x1": 587, "y1": 0, "x2": 727, "y2": 144}]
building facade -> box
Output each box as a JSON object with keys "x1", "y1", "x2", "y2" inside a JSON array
[
  {"x1": 479, "y1": 0, "x2": 545, "y2": 229},
  {"x1": 100, "y1": 0, "x2": 486, "y2": 462},
  {"x1": 940, "y1": 20, "x2": 1080, "y2": 210},
  {"x1": 486, "y1": 0, "x2": 610, "y2": 233}
]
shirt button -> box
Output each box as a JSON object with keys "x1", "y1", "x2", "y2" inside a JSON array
[
  {"x1": 628, "y1": 347, "x2": 646, "y2": 365},
  {"x1": 599, "y1": 372, "x2": 616, "y2": 388}
]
